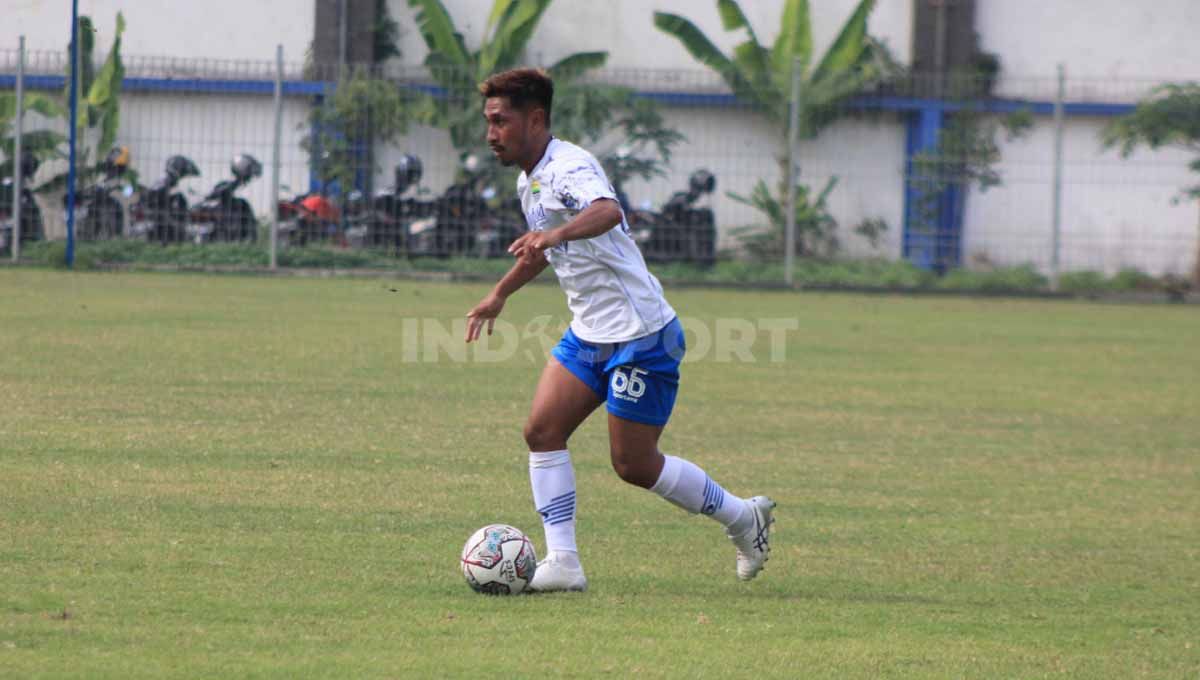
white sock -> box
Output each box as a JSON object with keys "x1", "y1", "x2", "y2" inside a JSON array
[
  {"x1": 650, "y1": 454, "x2": 752, "y2": 534},
  {"x1": 529, "y1": 449, "x2": 578, "y2": 557}
]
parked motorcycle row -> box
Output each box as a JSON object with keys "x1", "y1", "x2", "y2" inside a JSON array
[
  {"x1": 277, "y1": 153, "x2": 525, "y2": 258},
  {"x1": 125, "y1": 149, "x2": 263, "y2": 244},
  {"x1": 3, "y1": 146, "x2": 717, "y2": 262},
  {"x1": 1, "y1": 147, "x2": 263, "y2": 254},
  {"x1": 278, "y1": 153, "x2": 718, "y2": 262}
]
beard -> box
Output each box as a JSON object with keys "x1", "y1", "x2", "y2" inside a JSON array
[{"x1": 491, "y1": 144, "x2": 516, "y2": 167}]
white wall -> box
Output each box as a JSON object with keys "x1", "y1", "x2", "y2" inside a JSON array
[
  {"x1": 118, "y1": 93, "x2": 313, "y2": 219},
  {"x1": 4, "y1": 1, "x2": 312, "y2": 63},
  {"x1": 34, "y1": 93, "x2": 312, "y2": 239},
  {"x1": 964, "y1": 116, "x2": 1198, "y2": 276},
  {"x1": 978, "y1": 0, "x2": 1200, "y2": 92},
  {"x1": 971, "y1": 0, "x2": 1200, "y2": 275}
]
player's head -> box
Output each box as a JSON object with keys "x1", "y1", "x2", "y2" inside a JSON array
[{"x1": 479, "y1": 68, "x2": 554, "y2": 168}]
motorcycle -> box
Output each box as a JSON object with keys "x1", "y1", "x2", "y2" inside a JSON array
[
  {"x1": 346, "y1": 154, "x2": 436, "y2": 251},
  {"x1": 407, "y1": 154, "x2": 523, "y2": 258},
  {"x1": 129, "y1": 155, "x2": 200, "y2": 244},
  {"x1": 0, "y1": 150, "x2": 45, "y2": 254},
  {"x1": 624, "y1": 169, "x2": 718, "y2": 264},
  {"x1": 187, "y1": 153, "x2": 262, "y2": 243},
  {"x1": 69, "y1": 146, "x2": 131, "y2": 241},
  {"x1": 276, "y1": 191, "x2": 341, "y2": 248}
]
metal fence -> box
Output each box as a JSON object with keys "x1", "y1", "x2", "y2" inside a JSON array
[{"x1": 2, "y1": 43, "x2": 1197, "y2": 280}]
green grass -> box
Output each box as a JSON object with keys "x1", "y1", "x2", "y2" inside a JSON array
[{"x1": 1, "y1": 269, "x2": 1198, "y2": 678}]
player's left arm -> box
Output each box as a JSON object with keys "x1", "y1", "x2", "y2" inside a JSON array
[{"x1": 507, "y1": 198, "x2": 621, "y2": 259}]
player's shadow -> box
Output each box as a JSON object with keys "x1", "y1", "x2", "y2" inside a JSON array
[{"x1": 664, "y1": 580, "x2": 996, "y2": 609}]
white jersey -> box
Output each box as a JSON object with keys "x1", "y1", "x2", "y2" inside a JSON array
[{"x1": 517, "y1": 138, "x2": 676, "y2": 344}]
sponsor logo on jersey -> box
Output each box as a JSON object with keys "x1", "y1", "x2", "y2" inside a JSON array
[{"x1": 558, "y1": 186, "x2": 578, "y2": 209}]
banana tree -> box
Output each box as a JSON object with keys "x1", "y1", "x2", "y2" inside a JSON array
[
  {"x1": 0, "y1": 94, "x2": 66, "y2": 179},
  {"x1": 407, "y1": 0, "x2": 682, "y2": 192},
  {"x1": 63, "y1": 13, "x2": 126, "y2": 159},
  {"x1": 408, "y1": 0, "x2": 607, "y2": 152},
  {"x1": 655, "y1": 0, "x2": 898, "y2": 255},
  {"x1": 30, "y1": 13, "x2": 129, "y2": 194}
]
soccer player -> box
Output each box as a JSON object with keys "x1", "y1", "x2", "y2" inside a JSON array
[{"x1": 465, "y1": 68, "x2": 775, "y2": 592}]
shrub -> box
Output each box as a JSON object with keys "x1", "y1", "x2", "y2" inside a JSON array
[{"x1": 936, "y1": 264, "x2": 1049, "y2": 293}]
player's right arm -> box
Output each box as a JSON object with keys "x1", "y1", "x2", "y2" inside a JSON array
[{"x1": 465, "y1": 250, "x2": 550, "y2": 343}]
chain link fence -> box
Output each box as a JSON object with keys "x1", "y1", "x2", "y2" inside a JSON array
[{"x1": 2, "y1": 44, "x2": 1198, "y2": 282}]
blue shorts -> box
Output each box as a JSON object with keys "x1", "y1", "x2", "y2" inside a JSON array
[{"x1": 551, "y1": 318, "x2": 686, "y2": 426}]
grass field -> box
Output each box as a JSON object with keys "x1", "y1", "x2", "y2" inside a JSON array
[{"x1": 1, "y1": 268, "x2": 1198, "y2": 679}]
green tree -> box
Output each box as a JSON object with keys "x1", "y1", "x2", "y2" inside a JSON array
[
  {"x1": 304, "y1": 68, "x2": 414, "y2": 193},
  {"x1": 1103, "y1": 83, "x2": 1200, "y2": 283},
  {"x1": 655, "y1": 0, "x2": 899, "y2": 256}
]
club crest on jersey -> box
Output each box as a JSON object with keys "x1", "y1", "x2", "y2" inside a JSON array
[{"x1": 530, "y1": 179, "x2": 541, "y2": 195}]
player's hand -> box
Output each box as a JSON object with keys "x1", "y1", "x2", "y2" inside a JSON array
[
  {"x1": 465, "y1": 293, "x2": 505, "y2": 343},
  {"x1": 508, "y1": 230, "x2": 562, "y2": 260}
]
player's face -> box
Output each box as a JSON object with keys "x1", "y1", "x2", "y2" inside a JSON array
[{"x1": 484, "y1": 97, "x2": 537, "y2": 167}]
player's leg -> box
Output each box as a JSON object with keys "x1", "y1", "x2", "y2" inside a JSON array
[
  {"x1": 603, "y1": 318, "x2": 775, "y2": 581},
  {"x1": 524, "y1": 357, "x2": 603, "y2": 592},
  {"x1": 607, "y1": 412, "x2": 776, "y2": 581},
  {"x1": 524, "y1": 357, "x2": 603, "y2": 452}
]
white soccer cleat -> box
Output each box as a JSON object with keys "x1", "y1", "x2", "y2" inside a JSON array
[
  {"x1": 528, "y1": 553, "x2": 588, "y2": 593},
  {"x1": 727, "y1": 496, "x2": 776, "y2": 581}
]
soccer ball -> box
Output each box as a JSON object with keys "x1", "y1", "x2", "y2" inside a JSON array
[{"x1": 460, "y1": 524, "x2": 538, "y2": 595}]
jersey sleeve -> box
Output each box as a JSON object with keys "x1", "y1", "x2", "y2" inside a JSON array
[{"x1": 545, "y1": 158, "x2": 617, "y2": 214}]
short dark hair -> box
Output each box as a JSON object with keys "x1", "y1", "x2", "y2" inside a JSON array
[{"x1": 479, "y1": 68, "x2": 553, "y2": 126}]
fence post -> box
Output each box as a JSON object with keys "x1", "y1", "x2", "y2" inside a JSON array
[
  {"x1": 1051, "y1": 63, "x2": 1066, "y2": 286},
  {"x1": 270, "y1": 44, "x2": 284, "y2": 271},
  {"x1": 12, "y1": 36, "x2": 25, "y2": 262},
  {"x1": 67, "y1": 5, "x2": 81, "y2": 268},
  {"x1": 784, "y1": 58, "x2": 802, "y2": 287}
]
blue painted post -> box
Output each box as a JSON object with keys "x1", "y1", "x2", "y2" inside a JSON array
[{"x1": 902, "y1": 104, "x2": 944, "y2": 270}]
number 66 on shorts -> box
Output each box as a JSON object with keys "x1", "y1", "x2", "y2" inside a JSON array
[
  {"x1": 549, "y1": 317, "x2": 684, "y2": 427},
  {"x1": 610, "y1": 366, "x2": 648, "y2": 399}
]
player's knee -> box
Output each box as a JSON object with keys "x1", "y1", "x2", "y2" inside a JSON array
[
  {"x1": 523, "y1": 420, "x2": 566, "y2": 452},
  {"x1": 610, "y1": 455, "x2": 656, "y2": 489}
]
